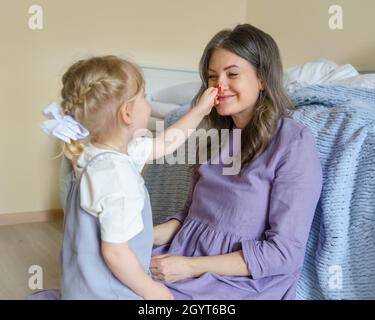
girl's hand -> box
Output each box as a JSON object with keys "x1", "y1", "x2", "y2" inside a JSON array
[
  {"x1": 150, "y1": 254, "x2": 195, "y2": 283},
  {"x1": 143, "y1": 281, "x2": 174, "y2": 300},
  {"x1": 195, "y1": 87, "x2": 219, "y2": 116}
]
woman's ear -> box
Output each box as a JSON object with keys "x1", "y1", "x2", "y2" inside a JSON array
[
  {"x1": 120, "y1": 103, "x2": 132, "y2": 126},
  {"x1": 257, "y1": 76, "x2": 265, "y2": 91}
]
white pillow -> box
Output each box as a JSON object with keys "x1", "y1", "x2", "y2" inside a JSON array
[
  {"x1": 149, "y1": 101, "x2": 181, "y2": 119},
  {"x1": 285, "y1": 59, "x2": 337, "y2": 89},
  {"x1": 284, "y1": 59, "x2": 359, "y2": 93},
  {"x1": 150, "y1": 81, "x2": 201, "y2": 105},
  {"x1": 329, "y1": 74, "x2": 375, "y2": 90}
]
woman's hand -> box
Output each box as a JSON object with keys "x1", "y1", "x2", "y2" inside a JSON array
[
  {"x1": 194, "y1": 87, "x2": 218, "y2": 116},
  {"x1": 153, "y1": 220, "x2": 182, "y2": 246},
  {"x1": 150, "y1": 254, "x2": 195, "y2": 283}
]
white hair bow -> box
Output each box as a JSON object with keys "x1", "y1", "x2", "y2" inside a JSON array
[{"x1": 41, "y1": 102, "x2": 89, "y2": 143}]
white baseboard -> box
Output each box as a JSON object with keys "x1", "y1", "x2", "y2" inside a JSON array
[{"x1": 0, "y1": 209, "x2": 63, "y2": 227}]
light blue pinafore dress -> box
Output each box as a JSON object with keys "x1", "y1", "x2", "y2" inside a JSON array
[{"x1": 61, "y1": 152, "x2": 153, "y2": 299}]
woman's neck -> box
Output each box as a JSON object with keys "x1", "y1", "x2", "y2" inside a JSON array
[
  {"x1": 231, "y1": 108, "x2": 253, "y2": 129},
  {"x1": 231, "y1": 115, "x2": 250, "y2": 129}
]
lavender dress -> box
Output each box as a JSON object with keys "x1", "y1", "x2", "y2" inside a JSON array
[{"x1": 153, "y1": 118, "x2": 323, "y2": 300}]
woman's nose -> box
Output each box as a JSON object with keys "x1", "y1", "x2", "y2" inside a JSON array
[
  {"x1": 217, "y1": 82, "x2": 228, "y2": 92},
  {"x1": 216, "y1": 77, "x2": 228, "y2": 90}
]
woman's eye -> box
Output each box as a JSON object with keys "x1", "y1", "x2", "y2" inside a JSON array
[
  {"x1": 208, "y1": 75, "x2": 217, "y2": 80},
  {"x1": 228, "y1": 73, "x2": 238, "y2": 78}
]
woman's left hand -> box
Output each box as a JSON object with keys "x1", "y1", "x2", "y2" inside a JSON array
[{"x1": 150, "y1": 254, "x2": 195, "y2": 283}]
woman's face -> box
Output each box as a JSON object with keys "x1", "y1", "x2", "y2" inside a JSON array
[{"x1": 208, "y1": 48, "x2": 263, "y2": 128}]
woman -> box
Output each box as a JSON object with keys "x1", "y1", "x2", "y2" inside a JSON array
[{"x1": 151, "y1": 24, "x2": 323, "y2": 300}]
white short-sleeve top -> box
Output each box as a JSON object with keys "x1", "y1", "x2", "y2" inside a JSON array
[{"x1": 75, "y1": 137, "x2": 153, "y2": 243}]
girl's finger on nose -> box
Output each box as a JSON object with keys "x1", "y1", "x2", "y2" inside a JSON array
[{"x1": 215, "y1": 84, "x2": 222, "y2": 94}]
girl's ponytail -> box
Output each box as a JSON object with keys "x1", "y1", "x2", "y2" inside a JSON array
[{"x1": 62, "y1": 140, "x2": 86, "y2": 162}]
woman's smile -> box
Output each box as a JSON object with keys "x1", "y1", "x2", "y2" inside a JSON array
[{"x1": 217, "y1": 94, "x2": 236, "y2": 102}]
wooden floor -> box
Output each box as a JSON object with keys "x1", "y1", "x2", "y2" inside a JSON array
[{"x1": 0, "y1": 219, "x2": 63, "y2": 300}]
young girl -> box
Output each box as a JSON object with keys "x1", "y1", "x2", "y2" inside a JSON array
[{"x1": 40, "y1": 55, "x2": 218, "y2": 300}]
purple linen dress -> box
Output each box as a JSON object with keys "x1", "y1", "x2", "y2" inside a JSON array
[{"x1": 153, "y1": 117, "x2": 323, "y2": 300}]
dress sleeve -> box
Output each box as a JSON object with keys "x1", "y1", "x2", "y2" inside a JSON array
[
  {"x1": 241, "y1": 127, "x2": 323, "y2": 280},
  {"x1": 80, "y1": 156, "x2": 145, "y2": 243},
  {"x1": 127, "y1": 137, "x2": 153, "y2": 172},
  {"x1": 167, "y1": 170, "x2": 200, "y2": 224}
]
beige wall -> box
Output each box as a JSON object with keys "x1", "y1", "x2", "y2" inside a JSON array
[
  {"x1": 0, "y1": 0, "x2": 246, "y2": 215},
  {"x1": 246, "y1": 0, "x2": 375, "y2": 71},
  {"x1": 1, "y1": 0, "x2": 374, "y2": 216}
]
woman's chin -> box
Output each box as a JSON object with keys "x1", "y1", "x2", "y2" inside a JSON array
[{"x1": 215, "y1": 105, "x2": 231, "y2": 116}]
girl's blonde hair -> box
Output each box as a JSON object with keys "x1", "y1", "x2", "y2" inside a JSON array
[{"x1": 60, "y1": 55, "x2": 145, "y2": 160}]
